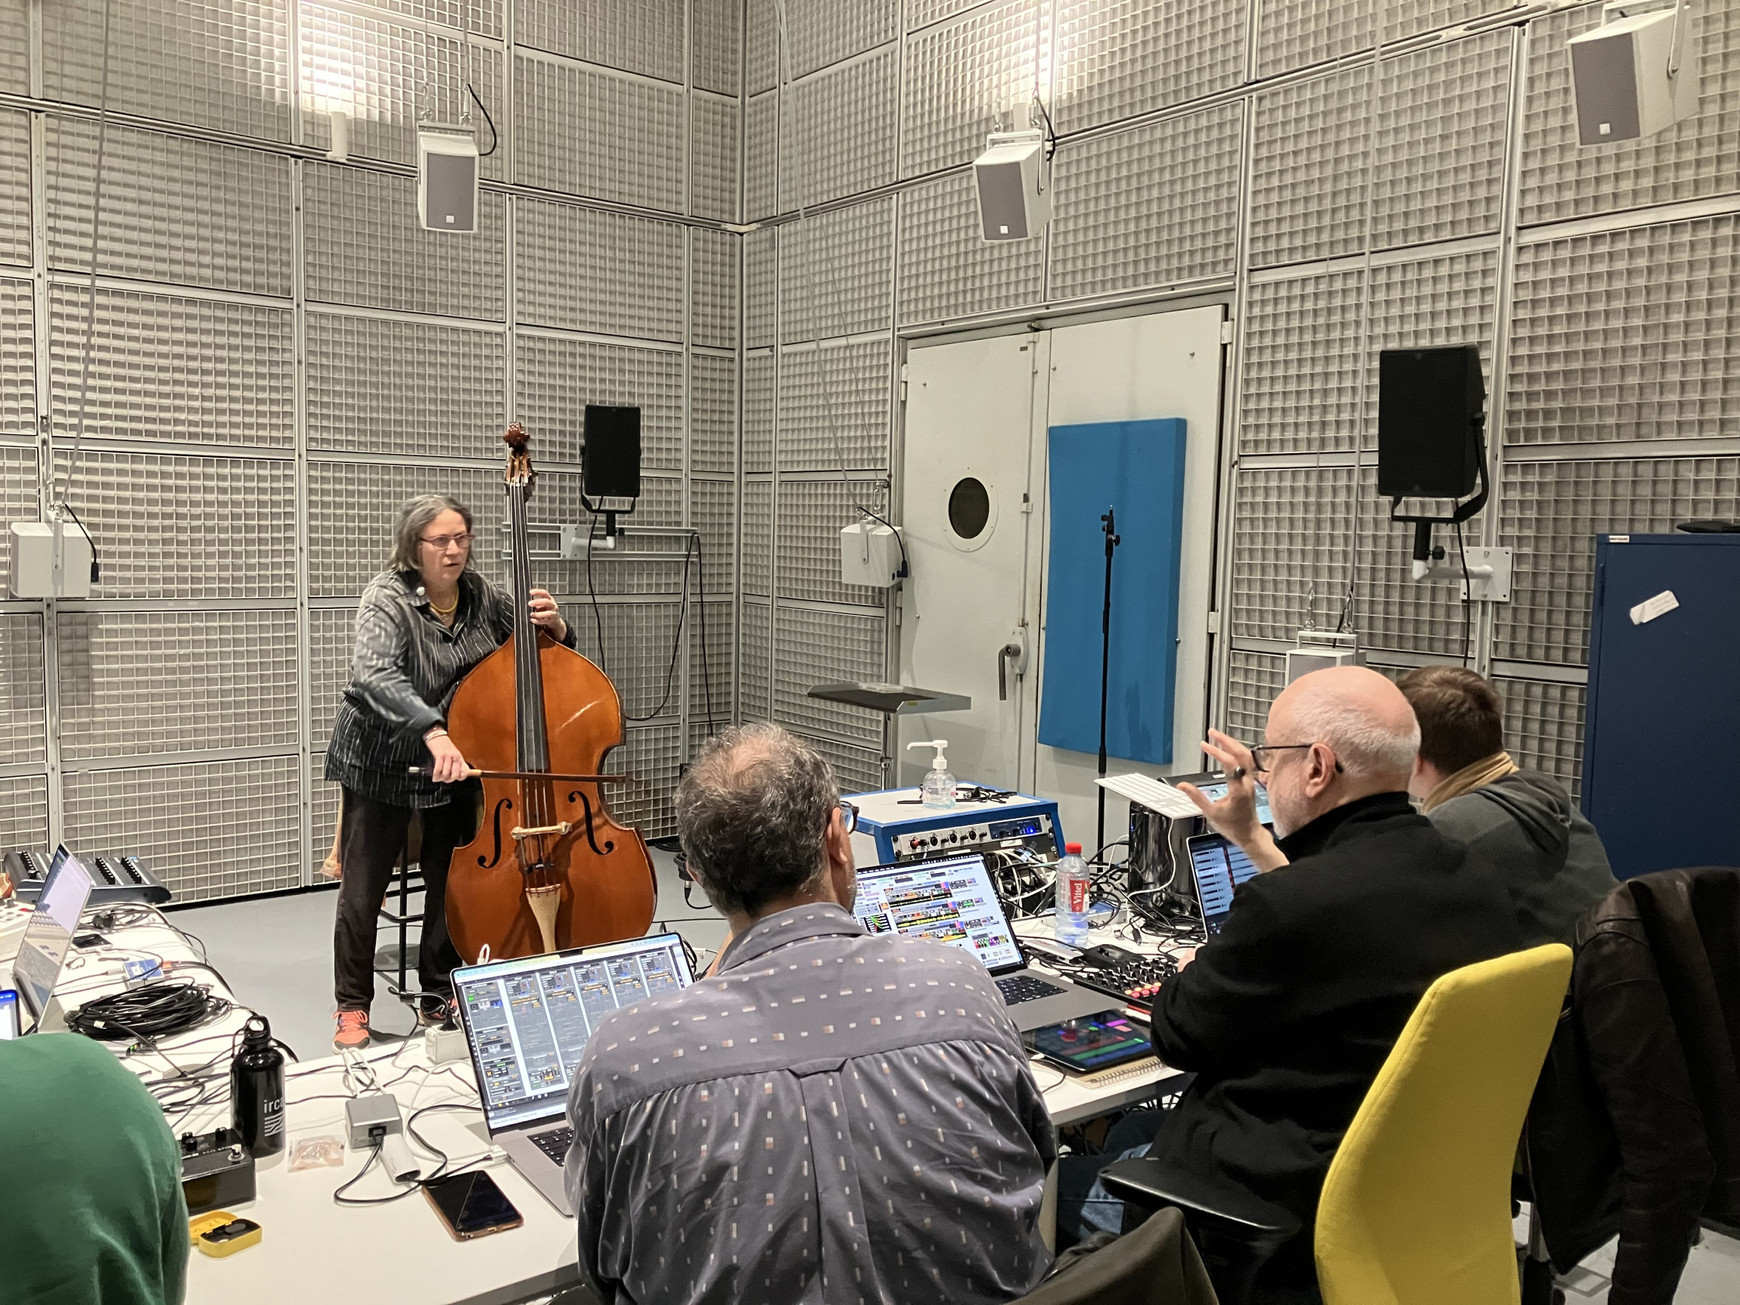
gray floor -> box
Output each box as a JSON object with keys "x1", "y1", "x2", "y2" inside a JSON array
[
  {"x1": 168, "y1": 848, "x2": 726, "y2": 1060},
  {"x1": 172, "y1": 865, "x2": 1739, "y2": 1301}
]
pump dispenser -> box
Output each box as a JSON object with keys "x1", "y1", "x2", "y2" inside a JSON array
[{"x1": 906, "y1": 739, "x2": 957, "y2": 809}]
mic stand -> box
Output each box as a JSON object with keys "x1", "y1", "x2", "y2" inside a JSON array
[{"x1": 1096, "y1": 506, "x2": 1121, "y2": 855}]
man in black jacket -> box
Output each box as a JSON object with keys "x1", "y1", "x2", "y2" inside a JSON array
[{"x1": 1059, "y1": 666, "x2": 1524, "y2": 1301}]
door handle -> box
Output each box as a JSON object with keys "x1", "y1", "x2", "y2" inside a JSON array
[{"x1": 998, "y1": 642, "x2": 1022, "y2": 701}]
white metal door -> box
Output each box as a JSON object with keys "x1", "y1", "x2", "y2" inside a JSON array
[{"x1": 898, "y1": 333, "x2": 1045, "y2": 791}]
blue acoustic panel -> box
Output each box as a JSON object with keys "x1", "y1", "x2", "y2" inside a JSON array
[{"x1": 1039, "y1": 420, "x2": 1187, "y2": 765}]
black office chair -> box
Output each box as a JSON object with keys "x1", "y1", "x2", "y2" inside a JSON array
[{"x1": 1101, "y1": 1161, "x2": 1298, "y2": 1305}]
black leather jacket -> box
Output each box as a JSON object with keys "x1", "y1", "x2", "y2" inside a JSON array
[{"x1": 1526, "y1": 866, "x2": 1740, "y2": 1305}]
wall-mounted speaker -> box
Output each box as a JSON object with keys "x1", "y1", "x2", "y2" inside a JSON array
[
  {"x1": 1567, "y1": 3, "x2": 1699, "y2": 145},
  {"x1": 1377, "y1": 346, "x2": 1485, "y2": 499},
  {"x1": 973, "y1": 130, "x2": 1051, "y2": 242},
  {"x1": 583, "y1": 405, "x2": 642, "y2": 501},
  {"x1": 417, "y1": 127, "x2": 479, "y2": 232}
]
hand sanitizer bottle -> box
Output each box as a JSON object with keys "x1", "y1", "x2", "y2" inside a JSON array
[{"x1": 906, "y1": 739, "x2": 956, "y2": 809}]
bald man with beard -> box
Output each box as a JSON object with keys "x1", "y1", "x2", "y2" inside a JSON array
[{"x1": 1058, "y1": 668, "x2": 1524, "y2": 1303}]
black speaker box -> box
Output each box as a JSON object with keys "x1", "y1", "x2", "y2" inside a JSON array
[
  {"x1": 1377, "y1": 346, "x2": 1484, "y2": 499},
  {"x1": 583, "y1": 405, "x2": 642, "y2": 500}
]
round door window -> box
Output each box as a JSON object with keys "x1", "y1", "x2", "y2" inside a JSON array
[{"x1": 945, "y1": 476, "x2": 996, "y2": 552}]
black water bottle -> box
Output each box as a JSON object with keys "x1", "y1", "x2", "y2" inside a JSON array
[{"x1": 231, "y1": 1015, "x2": 285, "y2": 1157}]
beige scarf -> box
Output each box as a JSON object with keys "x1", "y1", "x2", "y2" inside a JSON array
[{"x1": 1422, "y1": 750, "x2": 1519, "y2": 813}]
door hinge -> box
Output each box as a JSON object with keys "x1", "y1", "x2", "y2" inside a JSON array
[
  {"x1": 1220, "y1": 319, "x2": 1235, "y2": 345},
  {"x1": 898, "y1": 362, "x2": 909, "y2": 403}
]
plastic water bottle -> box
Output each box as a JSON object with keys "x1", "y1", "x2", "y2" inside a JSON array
[{"x1": 1055, "y1": 842, "x2": 1091, "y2": 946}]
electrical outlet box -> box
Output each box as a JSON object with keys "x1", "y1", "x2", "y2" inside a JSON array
[
  {"x1": 344, "y1": 1093, "x2": 403, "y2": 1148},
  {"x1": 9, "y1": 521, "x2": 93, "y2": 598},
  {"x1": 840, "y1": 521, "x2": 904, "y2": 588}
]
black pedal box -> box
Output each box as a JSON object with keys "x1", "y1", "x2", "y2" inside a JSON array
[
  {"x1": 180, "y1": 1128, "x2": 256, "y2": 1215},
  {"x1": 1078, "y1": 943, "x2": 1144, "y2": 969}
]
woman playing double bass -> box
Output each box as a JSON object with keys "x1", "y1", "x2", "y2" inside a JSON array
[{"x1": 325, "y1": 494, "x2": 573, "y2": 1050}]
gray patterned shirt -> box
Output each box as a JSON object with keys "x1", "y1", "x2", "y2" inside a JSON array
[
  {"x1": 564, "y1": 904, "x2": 1057, "y2": 1305},
  {"x1": 324, "y1": 568, "x2": 577, "y2": 808}
]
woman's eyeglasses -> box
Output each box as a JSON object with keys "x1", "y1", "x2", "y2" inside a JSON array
[{"x1": 420, "y1": 532, "x2": 474, "y2": 550}]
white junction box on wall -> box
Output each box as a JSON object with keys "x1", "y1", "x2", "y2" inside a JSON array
[
  {"x1": 9, "y1": 521, "x2": 93, "y2": 598},
  {"x1": 840, "y1": 520, "x2": 904, "y2": 588}
]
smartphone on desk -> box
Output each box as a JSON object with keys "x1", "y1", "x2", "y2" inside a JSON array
[{"x1": 424, "y1": 1170, "x2": 524, "y2": 1242}]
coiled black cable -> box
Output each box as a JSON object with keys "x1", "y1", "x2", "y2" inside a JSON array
[{"x1": 64, "y1": 979, "x2": 232, "y2": 1042}]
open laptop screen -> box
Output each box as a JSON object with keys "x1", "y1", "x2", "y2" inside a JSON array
[
  {"x1": 13, "y1": 847, "x2": 94, "y2": 1022},
  {"x1": 1187, "y1": 834, "x2": 1261, "y2": 933},
  {"x1": 853, "y1": 854, "x2": 1024, "y2": 973},
  {"x1": 453, "y1": 933, "x2": 693, "y2": 1133}
]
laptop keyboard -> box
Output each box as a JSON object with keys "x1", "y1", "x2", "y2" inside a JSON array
[
  {"x1": 996, "y1": 974, "x2": 1067, "y2": 1005},
  {"x1": 530, "y1": 1125, "x2": 573, "y2": 1164}
]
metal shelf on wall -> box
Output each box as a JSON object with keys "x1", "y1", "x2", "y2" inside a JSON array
[{"x1": 496, "y1": 521, "x2": 700, "y2": 563}]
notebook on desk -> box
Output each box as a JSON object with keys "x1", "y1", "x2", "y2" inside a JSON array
[{"x1": 451, "y1": 932, "x2": 694, "y2": 1215}]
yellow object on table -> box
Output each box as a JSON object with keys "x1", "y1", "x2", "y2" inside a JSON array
[{"x1": 189, "y1": 1210, "x2": 262, "y2": 1257}]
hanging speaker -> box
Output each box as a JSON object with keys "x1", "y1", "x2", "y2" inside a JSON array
[
  {"x1": 583, "y1": 405, "x2": 642, "y2": 501},
  {"x1": 1377, "y1": 346, "x2": 1485, "y2": 499},
  {"x1": 1567, "y1": 4, "x2": 1699, "y2": 146}
]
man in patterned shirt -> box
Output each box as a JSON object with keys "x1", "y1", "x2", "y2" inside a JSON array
[{"x1": 564, "y1": 723, "x2": 1056, "y2": 1305}]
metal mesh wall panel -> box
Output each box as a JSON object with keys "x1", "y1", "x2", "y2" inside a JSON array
[
  {"x1": 1050, "y1": 103, "x2": 1242, "y2": 300},
  {"x1": 745, "y1": 92, "x2": 779, "y2": 220},
  {"x1": 690, "y1": 475, "x2": 737, "y2": 593},
  {"x1": 514, "y1": 54, "x2": 685, "y2": 211},
  {"x1": 1360, "y1": 248, "x2": 1499, "y2": 445},
  {"x1": 0, "y1": 775, "x2": 49, "y2": 852},
  {"x1": 691, "y1": 94, "x2": 740, "y2": 222},
  {"x1": 1519, "y1": 4, "x2": 1740, "y2": 227},
  {"x1": 1382, "y1": 1, "x2": 1509, "y2": 45},
  {"x1": 299, "y1": 4, "x2": 506, "y2": 179},
  {"x1": 560, "y1": 476, "x2": 691, "y2": 599},
  {"x1": 311, "y1": 753, "x2": 339, "y2": 874},
  {"x1": 1371, "y1": 32, "x2": 1510, "y2": 250},
  {"x1": 57, "y1": 450, "x2": 296, "y2": 599},
  {"x1": 688, "y1": 599, "x2": 733, "y2": 731},
  {"x1": 778, "y1": 200, "x2": 893, "y2": 343},
  {"x1": 0, "y1": 445, "x2": 37, "y2": 578},
  {"x1": 0, "y1": 111, "x2": 32, "y2": 268},
  {"x1": 907, "y1": 0, "x2": 994, "y2": 31},
  {"x1": 356, "y1": 2, "x2": 503, "y2": 38},
  {"x1": 0, "y1": 0, "x2": 28, "y2": 94},
  {"x1": 1239, "y1": 267, "x2": 1365, "y2": 455},
  {"x1": 897, "y1": 172, "x2": 1044, "y2": 325},
  {"x1": 303, "y1": 164, "x2": 505, "y2": 319},
  {"x1": 744, "y1": 352, "x2": 774, "y2": 473},
  {"x1": 771, "y1": 604, "x2": 885, "y2": 741},
  {"x1": 309, "y1": 605, "x2": 351, "y2": 748},
  {"x1": 306, "y1": 312, "x2": 505, "y2": 455},
  {"x1": 690, "y1": 353, "x2": 738, "y2": 474},
  {"x1": 609, "y1": 723, "x2": 680, "y2": 837},
  {"x1": 786, "y1": 46, "x2": 899, "y2": 205},
  {"x1": 1494, "y1": 456, "x2": 1740, "y2": 666},
  {"x1": 44, "y1": 0, "x2": 292, "y2": 142},
  {"x1": 1225, "y1": 650, "x2": 1284, "y2": 740},
  {"x1": 1, "y1": 279, "x2": 37, "y2": 437},
  {"x1": 48, "y1": 285, "x2": 295, "y2": 449},
  {"x1": 1229, "y1": 466, "x2": 1358, "y2": 642},
  {"x1": 1055, "y1": 0, "x2": 1245, "y2": 134},
  {"x1": 1256, "y1": 0, "x2": 1375, "y2": 78},
  {"x1": 903, "y1": 0, "x2": 1038, "y2": 179},
  {"x1": 515, "y1": 0, "x2": 684, "y2": 82},
  {"x1": 776, "y1": 478, "x2": 890, "y2": 606},
  {"x1": 776, "y1": 340, "x2": 892, "y2": 471},
  {"x1": 742, "y1": 478, "x2": 772, "y2": 596},
  {"x1": 745, "y1": 227, "x2": 776, "y2": 347},
  {"x1": 62, "y1": 757, "x2": 301, "y2": 902},
  {"x1": 746, "y1": 0, "x2": 779, "y2": 94},
  {"x1": 804, "y1": 729, "x2": 883, "y2": 794},
  {"x1": 691, "y1": 226, "x2": 739, "y2": 350},
  {"x1": 515, "y1": 198, "x2": 683, "y2": 341},
  {"x1": 1507, "y1": 215, "x2": 1740, "y2": 446},
  {"x1": 1351, "y1": 466, "x2": 1472, "y2": 656},
  {"x1": 46, "y1": 119, "x2": 293, "y2": 296},
  {"x1": 778, "y1": 0, "x2": 899, "y2": 79},
  {"x1": 739, "y1": 599, "x2": 772, "y2": 719},
  {"x1": 515, "y1": 334, "x2": 683, "y2": 469},
  {"x1": 1248, "y1": 63, "x2": 1373, "y2": 268},
  {"x1": 564, "y1": 600, "x2": 686, "y2": 720},
  {"x1": 1494, "y1": 675, "x2": 1586, "y2": 799},
  {"x1": 55, "y1": 609, "x2": 298, "y2": 759},
  {"x1": 0, "y1": 612, "x2": 46, "y2": 765},
  {"x1": 693, "y1": 0, "x2": 741, "y2": 95}
]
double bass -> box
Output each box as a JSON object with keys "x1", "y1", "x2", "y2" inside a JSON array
[{"x1": 442, "y1": 425, "x2": 657, "y2": 960}]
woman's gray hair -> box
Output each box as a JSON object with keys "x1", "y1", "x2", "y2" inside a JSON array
[
  {"x1": 676, "y1": 722, "x2": 840, "y2": 917},
  {"x1": 389, "y1": 494, "x2": 474, "y2": 574}
]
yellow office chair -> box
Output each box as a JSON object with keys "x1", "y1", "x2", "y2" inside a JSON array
[{"x1": 1313, "y1": 943, "x2": 1573, "y2": 1305}]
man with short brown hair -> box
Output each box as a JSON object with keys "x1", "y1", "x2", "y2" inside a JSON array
[{"x1": 1397, "y1": 665, "x2": 1616, "y2": 944}]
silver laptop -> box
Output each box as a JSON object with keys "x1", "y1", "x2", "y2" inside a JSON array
[
  {"x1": 11, "y1": 846, "x2": 95, "y2": 1032},
  {"x1": 854, "y1": 853, "x2": 1109, "y2": 1033},
  {"x1": 451, "y1": 932, "x2": 694, "y2": 1215}
]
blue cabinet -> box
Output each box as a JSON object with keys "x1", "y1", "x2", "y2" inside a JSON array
[{"x1": 1583, "y1": 533, "x2": 1740, "y2": 878}]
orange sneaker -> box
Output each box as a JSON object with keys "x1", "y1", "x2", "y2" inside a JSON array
[{"x1": 333, "y1": 1009, "x2": 370, "y2": 1051}]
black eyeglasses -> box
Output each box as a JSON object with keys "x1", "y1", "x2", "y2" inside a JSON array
[
  {"x1": 838, "y1": 800, "x2": 859, "y2": 834},
  {"x1": 1248, "y1": 743, "x2": 1344, "y2": 775}
]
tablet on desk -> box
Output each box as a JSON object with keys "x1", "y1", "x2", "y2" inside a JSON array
[{"x1": 1027, "y1": 1011, "x2": 1153, "y2": 1075}]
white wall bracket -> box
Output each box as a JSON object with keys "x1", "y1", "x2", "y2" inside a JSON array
[{"x1": 1412, "y1": 545, "x2": 1513, "y2": 603}]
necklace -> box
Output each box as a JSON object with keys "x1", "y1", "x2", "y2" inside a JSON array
[{"x1": 428, "y1": 593, "x2": 459, "y2": 617}]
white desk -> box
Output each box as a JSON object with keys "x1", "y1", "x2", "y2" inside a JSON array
[{"x1": 11, "y1": 903, "x2": 1190, "y2": 1305}]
